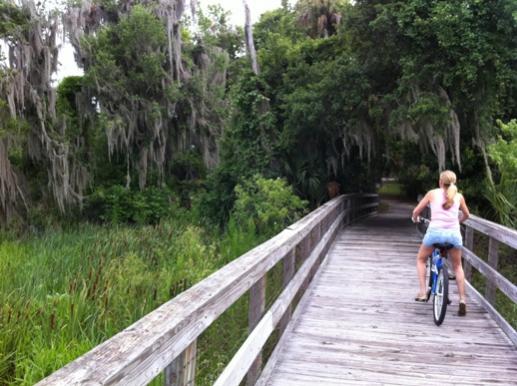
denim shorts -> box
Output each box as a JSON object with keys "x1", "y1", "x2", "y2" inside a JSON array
[{"x1": 423, "y1": 227, "x2": 463, "y2": 248}]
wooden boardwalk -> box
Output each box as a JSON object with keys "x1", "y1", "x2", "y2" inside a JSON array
[{"x1": 259, "y1": 201, "x2": 517, "y2": 386}]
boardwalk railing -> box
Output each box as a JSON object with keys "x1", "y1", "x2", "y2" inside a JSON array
[
  {"x1": 462, "y1": 215, "x2": 517, "y2": 345},
  {"x1": 37, "y1": 193, "x2": 378, "y2": 386}
]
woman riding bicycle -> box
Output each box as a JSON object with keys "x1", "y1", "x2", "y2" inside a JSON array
[{"x1": 412, "y1": 170, "x2": 470, "y2": 316}]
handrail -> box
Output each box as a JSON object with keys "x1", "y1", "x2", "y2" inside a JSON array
[
  {"x1": 36, "y1": 193, "x2": 379, "y2": 386},
  {"x1": 465, "y1": 215, "x2": 517, "y2": 249},
  {"x1": 462, "y1": 217, "x2": 517, "y2": 346}
]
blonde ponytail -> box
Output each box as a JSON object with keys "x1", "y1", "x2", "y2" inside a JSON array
[
  {"x1": 440, "y1": 170, "x2": 458, "y2": 209},
  {"x1": 444, "y1": 182, "x2": 458, "y2": 209}
]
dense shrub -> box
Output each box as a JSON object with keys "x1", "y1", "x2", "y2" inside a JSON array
[
  {"x1": 230, "y1": 174, "x2": 308, "y2": 237},
  {"x1": 85, "y1": 186, "x2": 176, "y2": 224},
  {"x1": 486, "y1": 119, "x2": 517, "y2": 227}
]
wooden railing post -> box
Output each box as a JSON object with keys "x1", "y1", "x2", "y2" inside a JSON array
[
  {"x1": 344, "y1": 198, "x2": 349, "y2": 225},
  {"x1": 298, "y1": 235, "x2": 311, "y2": 293},
  {"x1": 463, "y1": 227, "x2": 473, "y2": 281},
  {"x1": 247, "y1": 276, "x2": 266, "y2": 386},
  {"x1": 485, "y1": 237, "x2": 499, "y2": 305},
  {"x1": 164, "y1": 340, "x2": 197, "y2": 386},
  {"x1": 279, "y1": 249, "x2": 296, "y2": 334}
]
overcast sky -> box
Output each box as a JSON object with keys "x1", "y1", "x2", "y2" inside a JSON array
[{"x1": 57, "y1": 0, "x2": 289, "y2": 80}]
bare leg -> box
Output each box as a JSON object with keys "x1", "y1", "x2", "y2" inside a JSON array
[
  {"x1": 449, "y1": 248, "x2": 466, "y2": 302},
  {"x1": 417, "y1": 244, "x2": 434, "y2": 297}
]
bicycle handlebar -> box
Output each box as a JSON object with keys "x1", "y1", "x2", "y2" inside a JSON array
[{"x1": 411, "y1": 216, "x2": 430, "y2": 224}]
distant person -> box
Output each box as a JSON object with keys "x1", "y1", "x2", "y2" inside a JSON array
[
  {"x1": 327, "y1": 181, "x2": 341, "y2": 199},
  {"x1": 411, "y1": 170, "x2": 470, "y2": 316}
]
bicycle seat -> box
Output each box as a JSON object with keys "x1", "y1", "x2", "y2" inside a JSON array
[{"x1": 433, "y1": 242, "x2": 455, "y2": 250}]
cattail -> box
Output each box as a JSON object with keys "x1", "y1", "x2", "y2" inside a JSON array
[
  {"x1": 50, "y1": 312, "x2": 56, "y2": 330},
  {"x1": 103, "y1": 292, "x2": 109, "y2": 309}
]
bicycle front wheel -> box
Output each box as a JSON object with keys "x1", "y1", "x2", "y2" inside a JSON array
[{"x1": 433, "y1": 266, "x2": 449, "y2": 326}]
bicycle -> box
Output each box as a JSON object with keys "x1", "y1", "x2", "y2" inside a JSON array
[{"x1": 414, "y1": 216, "x2": 452, "y2": 326}]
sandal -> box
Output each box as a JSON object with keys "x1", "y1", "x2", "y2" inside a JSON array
[
  {"x1": 458, "y1": 302, "x2": 467, "y2": 316},
  {"x1": 414, "y1": 294, "x2": 427, "y2": 302}
]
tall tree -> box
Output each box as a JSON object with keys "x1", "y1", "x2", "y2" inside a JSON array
[{"x1": 243, "y1": 0, "x2": 259, "y2": 74}]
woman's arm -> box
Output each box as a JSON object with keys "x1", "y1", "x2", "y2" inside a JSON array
[
  {"x1": 412, "y1": 191, "x2": 431, "y2": 222},
  {"x1": 459, "y1": 194, "x2": 470, "y2": 223}
]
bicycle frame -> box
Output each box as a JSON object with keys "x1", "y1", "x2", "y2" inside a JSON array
[{"x1": 429, "y1": 248, "x2": 447, "y2": 295}]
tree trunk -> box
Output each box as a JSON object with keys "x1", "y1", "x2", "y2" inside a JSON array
[{"x1": 243, "y1": 0, "x2": 259, "y2": 75}]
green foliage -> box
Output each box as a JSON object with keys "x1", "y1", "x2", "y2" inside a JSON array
[
  {"x1": 231, "y1": 174, "x2": 307, "y2": 237},
  {"x1": 198, "y1": 71, "x2": 278, "y2": 225},
  {"x1": 56, "y1": 76, "x2": 83, "y2": 116},
  {"x1": 85, "y1": 185, "x2": 176, "y2": 224},
  {"x1": 486, "y1": 119, "x2": 517, "y2": 226},
  {"x1": 222, "y1": 72, "x2": 276, "y2": 177},
  {"x1": 84, "y1": 5, "x2": 168, "y2": 96},
  {"x1": 0, "y1": 100, "x2": 27, "y2": 140},
  {"x1": 196, "y1": 167, "x2": 239, "y2": 226},
  {"x1": 378, "y1": 181, "x2": 403, "y2": 198},
  {"x1": 197, "y1": 5, "x2": 244, "y2": 59},
  {"x1": 0, "y1": 1, "x2": 29, "y2": 38}
]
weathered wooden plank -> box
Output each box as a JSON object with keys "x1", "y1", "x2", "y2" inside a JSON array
[
  {"x1": 275, "y1": 356, "x2": 517, "y2": 383},
  {"x1": 465, "y1": 215, "x2": 517, "y2": 249},
  {"x1": 279, "y1": 344, "x2": 517, "y2": 376},
  {"x1": 36, "y1": 196, "x2": 347, "y2": 386},
  {"x1": 213, "y1": 212, "x2": 344, "y2": 386},
  {"x1": 462, "y1": 248, "x2": 517, "y2": 304}
]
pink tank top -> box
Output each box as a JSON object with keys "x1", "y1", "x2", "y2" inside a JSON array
[{"x1": 428, "y1": 189, "x2": 461, "y2": 231}]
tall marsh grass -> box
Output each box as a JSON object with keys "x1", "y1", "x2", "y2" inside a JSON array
[{"x1": 0, "y1": 219, "x2": 262, "y2": 385}]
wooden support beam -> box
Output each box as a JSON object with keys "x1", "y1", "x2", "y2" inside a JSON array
[
  {"x1": 246, "y1": 276, "x2": 266, "y2": 386},
  {"x1": 279, "y1": 249, "x2": 296, "y2": 334},
  {"x1": 298, "y1": 235, "x2": 311, "y2": 294},
  {"x1": 463, "y1": 226, "x2": 473, "y2": 281},
  {"x1": 485, "y1": 237, "x2": 499, "y2": 305},
  {"x1": 164, "y1": 341, "x2": 197, "y2": 386}
]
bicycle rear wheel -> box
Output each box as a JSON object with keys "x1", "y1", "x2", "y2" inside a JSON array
[{"x1": 433, "y1": 266, "x2": 449, "y2": 325}]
